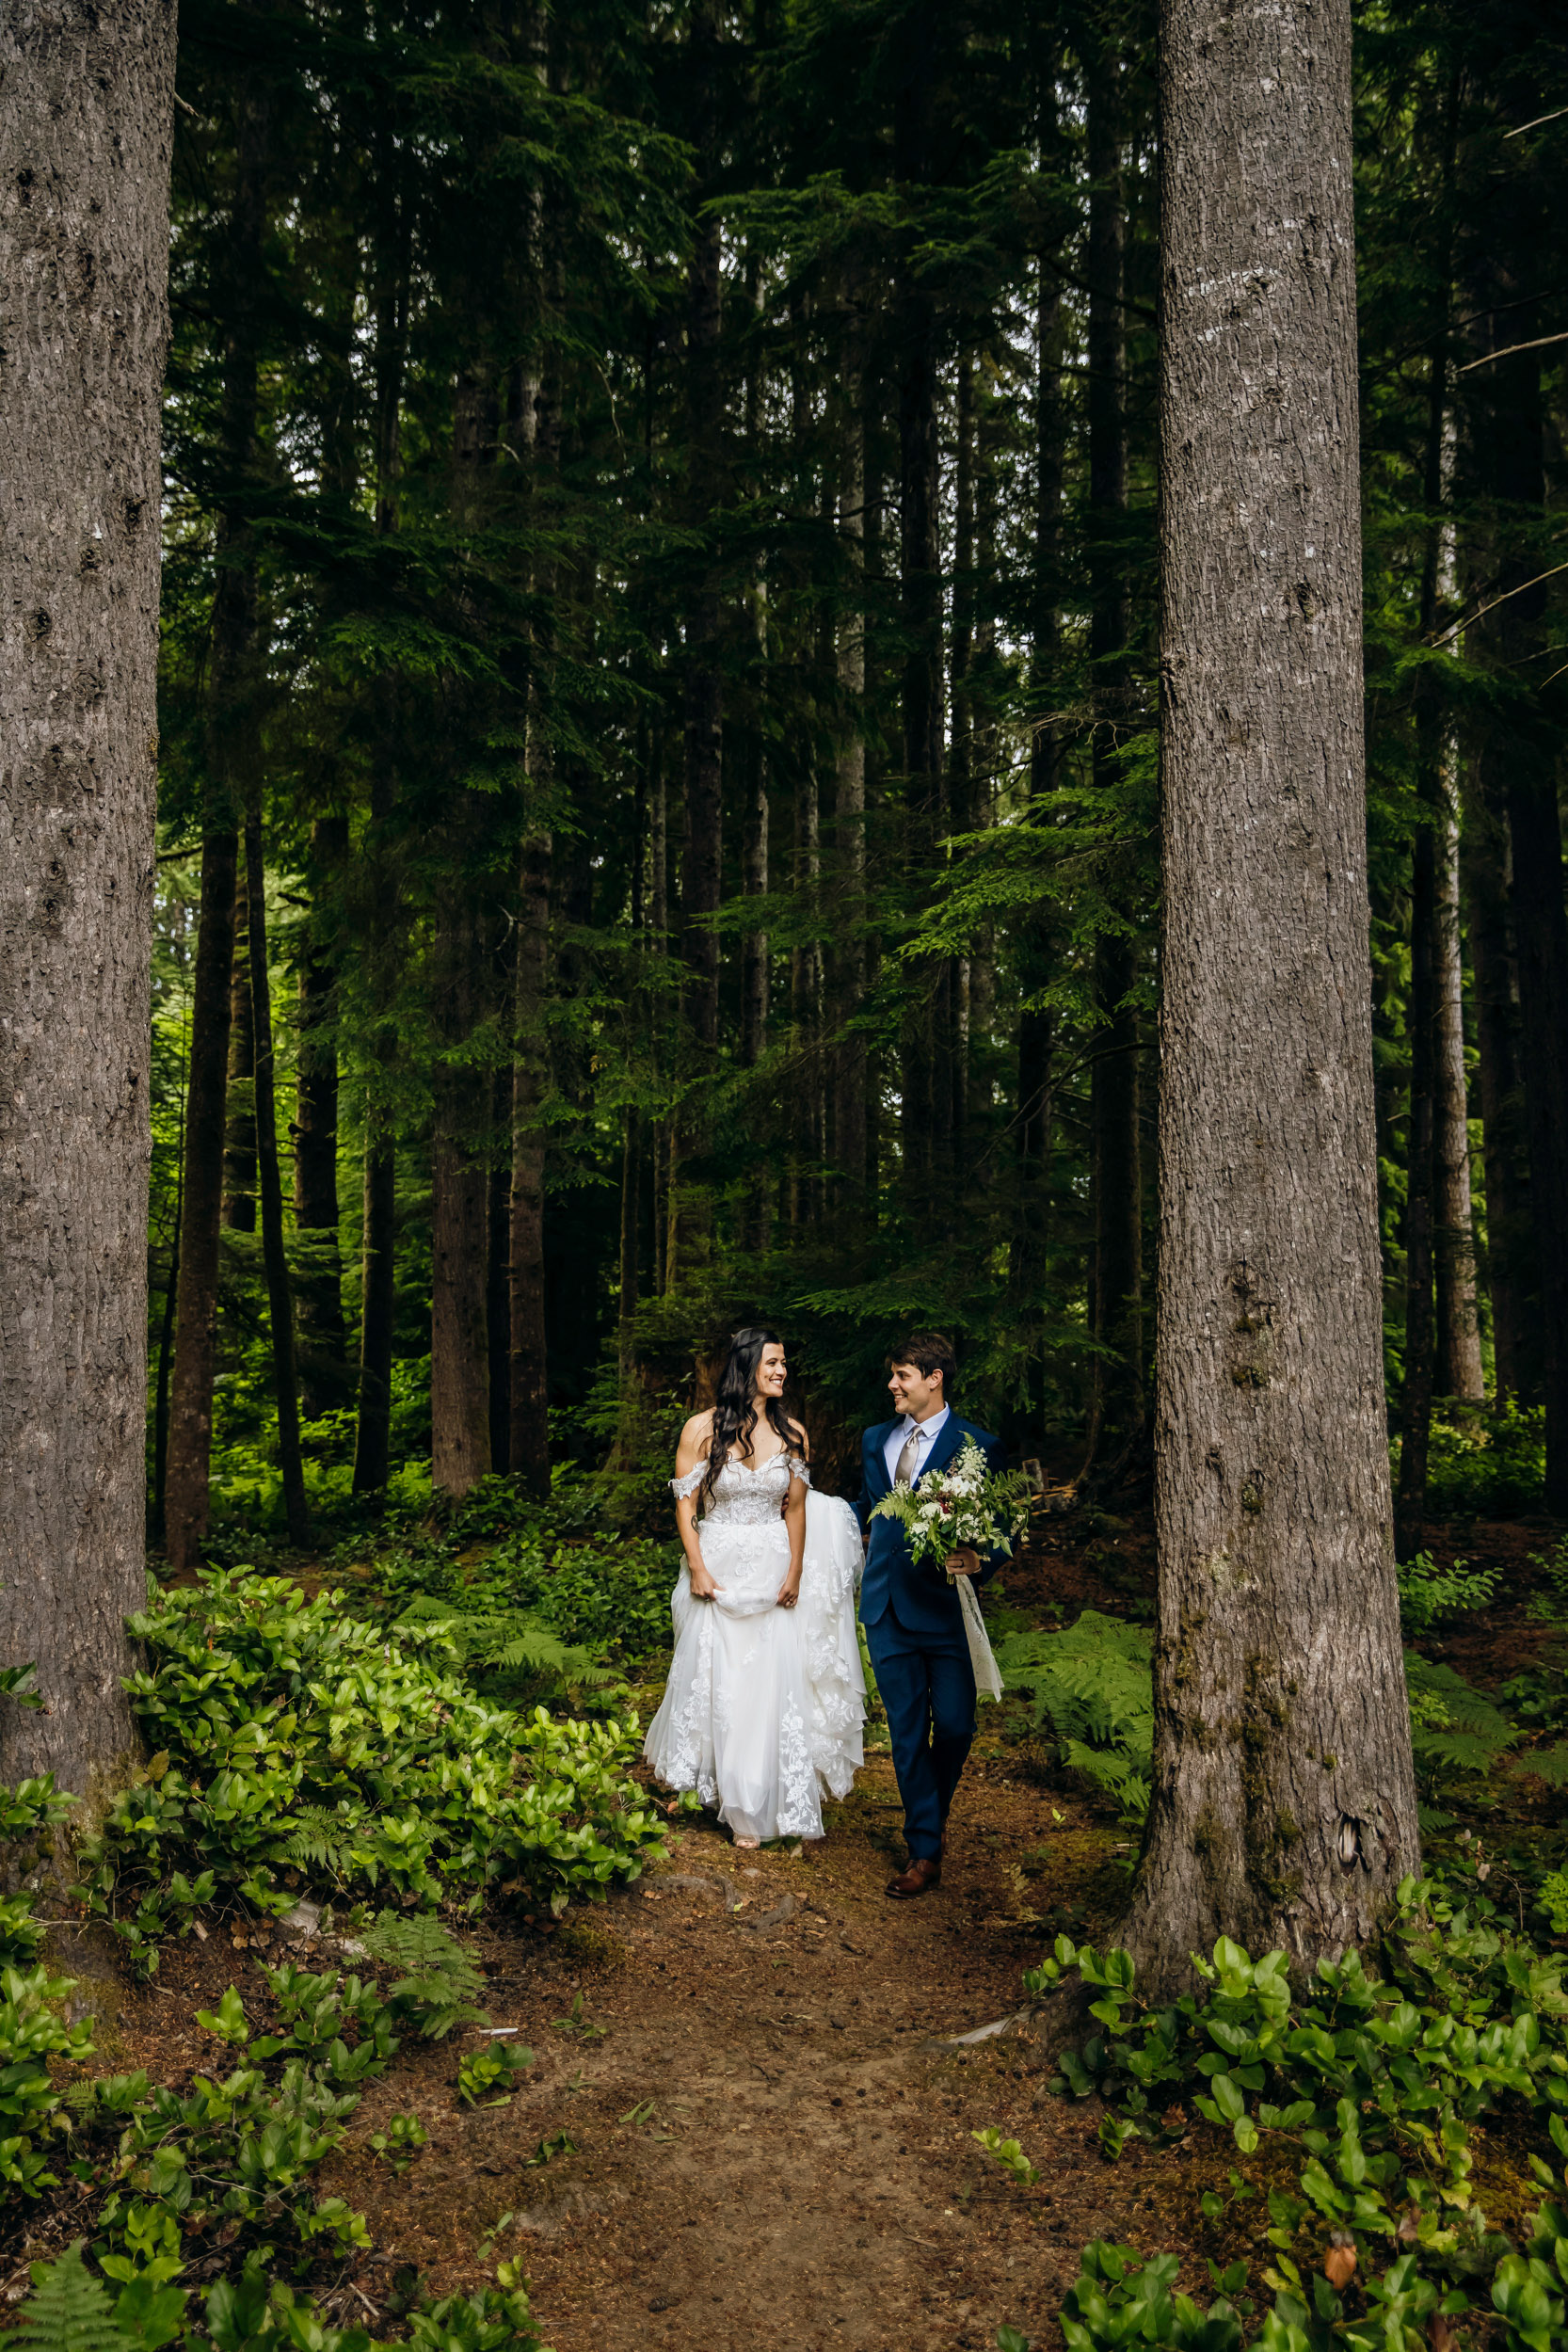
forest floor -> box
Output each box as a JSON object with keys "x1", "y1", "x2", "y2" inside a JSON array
[{"x1": 20, "y1": 1503, "x2": 1567, "y2": 2351}]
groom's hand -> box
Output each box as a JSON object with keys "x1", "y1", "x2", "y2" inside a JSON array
[{"x1": 945, "y1": 1547, "x2": 982, "y2": 1578}]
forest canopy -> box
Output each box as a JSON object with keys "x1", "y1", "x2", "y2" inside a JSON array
[{"x1": 139, "y1": 0, "x2": 1568, "y2": 1558}]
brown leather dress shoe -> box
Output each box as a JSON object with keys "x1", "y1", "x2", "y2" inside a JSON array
[{"x1": 886, "y1": 1855, "x2": 942, "y2": 1900}]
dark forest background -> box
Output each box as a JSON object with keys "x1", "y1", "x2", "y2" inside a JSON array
[{"x1": 150, "y1": 0, "x2": 1568, "y2": 1565}]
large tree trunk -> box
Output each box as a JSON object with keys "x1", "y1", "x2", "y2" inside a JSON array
[
  {"x1": 1125, "y1": 0, "x2": 1419, "y2": 1983},
  {"x1": 164, "y1": 835, "x2": 238, "y2": 1570},
  {"x1": 245, "y1": 815, "x2": 311, "y2": 1545},
  {"x1": 294, "y1": 813, "x2": 349, "y2": 1419},
  {"x1": 0, "y1": 0, "x2": 175, "y2": 1790}
]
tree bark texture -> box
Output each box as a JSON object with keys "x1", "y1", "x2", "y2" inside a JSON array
[
  {"x1": 1127, "y1": 0, "x2": 1419, "y2": 1982},
  {"x1": 831, "y1": 374, "x2": 868, "y2": 1204},
  {"x1": 1396, "y1": 352, "x2": 1448, "y2": 1556},
  {"x1": 151, "y1": 1078, "x2": 184, "y2": 1545},
  {"x1": 431, "y1": 888, "x2": 493, "y2": 1500},
  {"x1": 895, "y1": 5, "x2": 945, "y2": 1230},
  {"x1": 0, "y1": 0, "x2": 176, "y2": 1789},
  {"x1": 245, "y1": 815, "x2": 311, "y2": 1546},
  {"x1": 164, "y1": 834, "x2": 237, "y2": 1570},
  {"x1": 509, "y1": 829, "x2": 552, "y2": 1498},
  {"x1": 294, "y1": 815, "x2": 349, "y2": 1418},
  {"x1": 1432, "y1": 791, "x2": 1483, "y2": 1402},
  {"x1": 352, "y1": 1125, "x2": 396, "y2": 1496},
  {"x1": 487, "y1": 1098, "x2": 510, "y2": 1478},
  {"x1": 1461, "y1": 753, "x2": 1533, "y2": 1404},
  {"x1": 1396, "y1": 806, "x2": 1437, "y2": 1560},
  {"x1": 222, "y1": 891, "x2": 257, "y2": 1231}
]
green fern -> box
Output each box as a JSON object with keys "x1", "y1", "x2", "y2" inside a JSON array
[
  {"x1": 1516, "y1": 1742, "x2": 1568, "y2": 1788},
  {"x1": 11, "y1": 2241, "x2": 123, "y2": 2352},
  {"x1": 993, "y1": 1611, "x2": 1153, "y2": 1824},
  {"x1": 280, "y1": 1802, "x2": 361, "y2": 1878},
  {"x1": 392, "y1": 1599, "x2": 616, "y2": 1690},
  {"x1": 360, "y1": 1910, "x2": 488, "y2": 2039}
]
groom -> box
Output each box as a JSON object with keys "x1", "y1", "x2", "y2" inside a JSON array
[{"x1": 856, "y1": 1333, "x2": 1008, "y2": 1899}]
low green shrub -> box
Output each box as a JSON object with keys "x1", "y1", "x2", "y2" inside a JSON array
[
  {"x1": 1526, "y1": 1536, "x2": 1568, "y2": 1629},
  {"x1": 12, "y1": 1947, "x2": 549, "y2": 2352},
  {"x1": 365, "y1": 1520, "x2": 680, "y2": 1669},
  {"x1": 0, "y1": 1960, "x2": 96, "y2": 2199},
  {"x1": 1396, "y1": 1551, "x2": 1500, "y2": 1640},
  {"x1": 0, "y1": 1771, "x2": 74, "y2": 1965},
  {"x1": 0, "y1": 1769, "x2": 91, "y2": 2199},
  {"x1": 1419, "y1": 1400, "x2": 1547, "y2": 1517},
  {"x1": 993, "y1": 1608, "x2": 1568, "y2": 1839},
  {"x1": 84, "y1": 1567, "x2": 664, "y2": 1972},
  {"x1": 994, "y1": 1877, "x2": 1568, "y2": 2352}
]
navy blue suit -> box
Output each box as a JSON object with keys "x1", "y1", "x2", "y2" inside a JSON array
[{"x1": 856, "y1": 1414, "x2": 1007, "y2": 1862}]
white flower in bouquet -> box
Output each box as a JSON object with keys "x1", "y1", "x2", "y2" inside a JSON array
[{"x1": 870, "y1": 1440, "x2": 1031, "y2": 1576}]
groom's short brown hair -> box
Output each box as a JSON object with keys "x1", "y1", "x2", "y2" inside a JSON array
[{"x1": 889, "y1": 1331, "x2": 957, "y2": 1393}]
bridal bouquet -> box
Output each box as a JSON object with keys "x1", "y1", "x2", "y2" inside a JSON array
[{"x1": 871, "y1": 1439, "x2": 1031, "y2": 1576}]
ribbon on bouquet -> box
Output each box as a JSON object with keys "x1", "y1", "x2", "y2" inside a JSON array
[{"x1": 949, "y1": 1571, "x2": 1003, "y2": 1703}]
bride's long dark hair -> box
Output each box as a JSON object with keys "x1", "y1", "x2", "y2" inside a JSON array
[{"x1": 698, "y1": 1325, "x2": 802, "y2": 1513}]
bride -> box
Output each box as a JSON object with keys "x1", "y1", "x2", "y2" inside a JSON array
[{"x1": 643, "y1": 1327, "x2": 866, "y2": 1848}]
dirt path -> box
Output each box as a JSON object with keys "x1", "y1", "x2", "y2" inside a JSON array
[
  {"x1": 328, "y1": 1753, "x2": 1155, "y2": 2352},
  {"x1": 77, "y1": 1742, "x2": 1160, "y2": 2352}
]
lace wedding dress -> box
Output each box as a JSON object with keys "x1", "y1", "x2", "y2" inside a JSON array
[{"x1": 643, "y1": 1453, "x2": 867, "y2": 1843}]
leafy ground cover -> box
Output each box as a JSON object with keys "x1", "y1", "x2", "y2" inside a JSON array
[{"x1": 6, "y1": 1470, "x2": 1567, "y2": 2350}]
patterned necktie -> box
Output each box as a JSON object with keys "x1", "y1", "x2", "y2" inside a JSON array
[{"x1": 895, "y1": 1424, "x2": 921, "y2": 1485}]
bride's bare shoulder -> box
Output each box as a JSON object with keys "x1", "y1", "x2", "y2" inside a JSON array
[
  {"x1": 676, "y1": 1409, "x2": 715, "y2": 1461},
  {"x1": 784, "y1": 1416, "x2": 810, "y2": 1458}
]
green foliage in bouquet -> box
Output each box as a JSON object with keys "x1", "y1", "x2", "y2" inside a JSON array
[{"x1": 869, "y1": 1439, "x2": 1031, "y2": 1572}]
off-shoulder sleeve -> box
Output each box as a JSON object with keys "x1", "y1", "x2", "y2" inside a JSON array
[
  {"x1": 789, "y1": 1458, "x2": 812, "y2": 1487},
  {"x1": 670, "y1": 1464, "x2": 706, "y2": 1500}
]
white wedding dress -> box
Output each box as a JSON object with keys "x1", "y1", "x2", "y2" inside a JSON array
[{"x1": 643, "y1": 1452, "x2": 867, "y2": 1843}]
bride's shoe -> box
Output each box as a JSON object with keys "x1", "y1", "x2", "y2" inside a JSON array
[{"x1": 733, "y1": 1835, "x2": 760, "y2": 1849}]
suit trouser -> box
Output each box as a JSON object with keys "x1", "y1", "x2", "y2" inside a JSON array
[{"x1": 863, "y1": 1607, "x2": 977, "y2": 1863}]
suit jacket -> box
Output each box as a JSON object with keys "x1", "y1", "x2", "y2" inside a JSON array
[{"x1": 856, "y1": 1414, "x2": 1008, "y2": 1638}]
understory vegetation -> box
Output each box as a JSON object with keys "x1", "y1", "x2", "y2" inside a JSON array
[
  {"x1": 7, "y1": 1409, "x2": 1566, "y2": 2346},
  {"x1": 989, "y1": 1880, "x2": 1568, "y2": 2352},
  {"x1": 0, "y1": 1501, "x2": 680, "y2": 2350}
]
